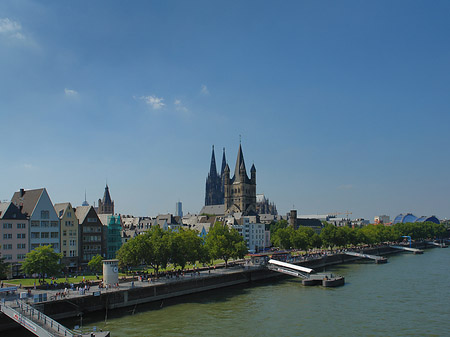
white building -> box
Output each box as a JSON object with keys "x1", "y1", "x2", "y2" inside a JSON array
[
  {"x1": 232, "y1": 217, "x2": 266, "y2": 253},
  {"x1": 11, "y1": 188, "x2": 60, "y2": 253}
]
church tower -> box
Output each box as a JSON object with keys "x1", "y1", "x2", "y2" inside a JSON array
[
  {"x1": 205, "y1": 146, "x2": 225, "y2": 206},
  {"x1": 98, "y1": 184, "x2": 114, "y2": 214},
  {"x1": 224, "y1": 143, "x2": 256, "y2": 215}
]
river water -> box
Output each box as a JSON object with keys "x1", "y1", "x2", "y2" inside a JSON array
[{"x1": 19, "y1": 248, "x2": 450, "y2": 336}]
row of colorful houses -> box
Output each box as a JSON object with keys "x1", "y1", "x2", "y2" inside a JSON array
[{"x1": 0, "y1": 188, "x2": 122, "y2": 277}]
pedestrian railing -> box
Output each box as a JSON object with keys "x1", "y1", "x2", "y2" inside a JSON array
[{"x1": 4, "y1": 299, "x2": 78, "y2": 337}]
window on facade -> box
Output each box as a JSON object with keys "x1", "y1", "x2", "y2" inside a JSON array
[
  {"x1": 17, "y1": 233, "x2": 26, "y2": 239},
  {"x1": 63, "y1": 230, "x2": 67, "y2": 236},
  {"x1": 41, "y1": 232, "x2": 49, "y2": 238},
  {"x1": 31, "y1": 221, "x2": 39, "y2": 227},
  {"x1": 63, "y1": 240, "x2": 67, "y2": 246},
  {"x1": 17, "y1": 243, "x2": 26, "y2": 249},
  {"x1": 17, "y1": 254, "x2": 26, "y2": 260},
  {"x1": 88, "y1": 218, "x2": 97, "y2": 223},
  {"x1": 2, "y1": 223, "x2": 12, "y2": 229},
  {"x1": 41, "y1": 210, "x2": 49, "y2": 219},
  {"x1": 63, "y1": 251, "x2": 67, "y2": 257},
  {"x1": 51, "y1": 232, "x2": 58, "y2": 239},
  {"x1": 31, "y1": 232, "x2": 40, "y2": 239},
  {"x1": 51, "y1": 221, "x2": 58, "y2": 227},
  {"x1": 53, "y1": 243, "x2": 59, "y2": 249},
  {"x1": 41, "y1": 221, "x2": 49, "y2": 227},
  {"x1": 3, "y1": 234, "x2": 12, "y2": 239},
  {"x1": 67, "y1": 212, "x2": 71, "y2": 218},
  {"x1": 4, "y1": 255, "x2": 12, "y2": 260},
  {"x1": 17, "y1": 223, "x2": 26, "y2": 229},
  {"x1": 3, "y1": 244, "x2": 12, "y2": 250},
  {"x1": 31, "y1": 244, "x2": 39, "y2": 250},
  {"x1": 70, "y1": 240, "x2": 76, "y2": 246}
]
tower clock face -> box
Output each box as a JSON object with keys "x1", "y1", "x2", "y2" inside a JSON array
[{"x1": 113, "y1": 267, "x2": 118, "y2": 273}]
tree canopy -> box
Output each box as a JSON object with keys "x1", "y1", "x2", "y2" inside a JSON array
[
  {"x1": 117, "y1": 226, "x2": 209, "y2": 274},
  {"x1": 88, "y1": 254, "x2": 104, "y2": 273},
  {"x1": 205, "y1": 223, "x2": 247, "y2": 267},
  {"x1": 270, "y1": 220, "x2": 447, "y2": 250},
  {"x1": 21, "y1": 245, "x2": 62, "y2": 282}
]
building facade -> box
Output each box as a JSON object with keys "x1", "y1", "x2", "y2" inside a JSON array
[
  {"x1": 54, "y1": 202, "x2": 79, "y2": 270},
  {"x1": 11, "y1": 188, "x2": 60, "y2": 253},
  {"x1": 0, "y1": 202, "x2": 28, "y2": 276},
  {"x1": 232, "y1": 217, "x2": 265, "y2": 253},
  {"x1": 76, "y1": 206, "x2": 104, "y2": 266},
  {"x1": 98, "y1": 214, "x2": 122, "y2": 259}
]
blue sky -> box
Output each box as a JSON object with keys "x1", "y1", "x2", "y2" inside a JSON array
[{"x1": 1, "y1": 1, "x2": 450, "y2": 220}]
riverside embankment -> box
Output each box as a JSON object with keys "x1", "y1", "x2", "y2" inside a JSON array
[{"x1": 0, "y1": 242, "x2": 435, "y2": 333}]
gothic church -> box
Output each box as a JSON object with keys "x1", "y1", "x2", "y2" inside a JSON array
[{"x1": 205, "y1": 143, "x2": 257, "y2": 215}]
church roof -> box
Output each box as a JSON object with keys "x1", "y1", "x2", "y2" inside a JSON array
[
  {"x1": 232, "y1": 143, "x2": 249, "y2": 183},
  {"x1": 102, "y1": 185, "x2": 113, "y2": 205},
  {"x1": 199, "y1": 204, "x2": 225, "y2": 216}
]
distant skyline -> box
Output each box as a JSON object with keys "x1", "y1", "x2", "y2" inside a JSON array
[{"x1": 1, "y1": 1, "x2": 450, "y2": 220}]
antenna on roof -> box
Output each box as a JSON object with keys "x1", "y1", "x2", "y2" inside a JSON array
[{"x1": 239, "y1": 134, "x2": 241, "y2": 144}]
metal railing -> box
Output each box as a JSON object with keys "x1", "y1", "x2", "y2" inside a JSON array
[{"x1": 10, "y1": 300, "x2": 76, "y2": 337}]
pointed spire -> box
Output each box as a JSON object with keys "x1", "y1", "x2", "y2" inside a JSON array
[
  {"x1": 103, "y1": 184, "x2": 112, "y2": 204},
  {"x1": 209, "y1": 145, "x2": 218, "y2": 177},
  {"x1": 82, "y1": 189, "x2": 89, "y2": 206},
  {"x1": 221, "y1": 147, "x2": 227, "y2": 175},
  {"x1": 233, "y1": 143, "x2": 247, "y2": 182}
]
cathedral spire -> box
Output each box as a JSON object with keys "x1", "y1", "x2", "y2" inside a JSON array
[
  {"x1": 209, "y1": 145, "x2": 218, "y2": 178},
  {"x1": 221, "y1": 147, "x2": 227, "y2": 176}
]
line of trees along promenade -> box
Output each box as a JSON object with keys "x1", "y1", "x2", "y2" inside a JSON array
[
  {"x1": 117, "y1": 224, "x2": 247, "y2": 274},
  {"x1": 270, "y1": 220, "x2": 448, "y2": 250}
]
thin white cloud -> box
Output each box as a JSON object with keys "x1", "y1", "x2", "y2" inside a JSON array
[
  {"x1": 139, "y1": 95, "x2": 165, "y2": 110},
  {"x1": 0, "y1": 18, "x2": 25, "y2": 40},
  {"x1": 174, "y1": 99, "x2": 188, "y2": 113},
  {"x1": 64, "y1": 88, "x2": 78, "y2": 96},
  {"x1": 22, "y1": 163, "x2": 34, "y2": 170},
  {"x1": 200, "y1": 84, "x2": 209, "y2": 96}
]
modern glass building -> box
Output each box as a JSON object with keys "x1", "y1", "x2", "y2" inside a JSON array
[{"x1": 393, "y1": 213, "x2": 440, "y2": 224}]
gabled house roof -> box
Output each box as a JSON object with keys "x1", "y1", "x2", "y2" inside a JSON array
[
  {"x1": 54, "y1": 202, "x2": 71, "y2": 219},
  {"x1": 11, "y1": 188, "x2": 45, "y2": 217},
  {"x1": 0, "y1": 202, "x2": 27, "y2": 220},
  {"x1": 75, "y1": 205, "x2": 93, "y2": 224}
]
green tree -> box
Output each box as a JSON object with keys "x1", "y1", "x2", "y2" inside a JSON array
[
  {"x1": 205, "y1": 224, "x2": 247, "y2": 267},
  {"x1": 171, "y1": 229, "x2": 209, "y2": 269},
  {"x1": 268, "y1": 219, "x2": 288, "y2": 235},
  {"x1": 272, "y1": 226, "x2": 296, "y2": 249},
  {"x1": 320, "y1": 224, "x2": 338, "y2": 248},
  {"x1": 88, "y1": 254, "x2": 104, "y2": 273},
  {"x1": 21, "y1": 245, "x2": 62, "y2": 283}
]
